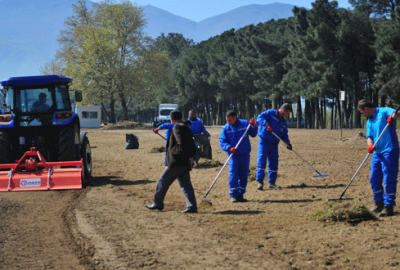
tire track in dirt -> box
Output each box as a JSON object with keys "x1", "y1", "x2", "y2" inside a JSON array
[
  {"x1": 61, "y1": 187, "x2": 107, "y2": 270},
  {"x1": 74, "y1": 209, "x2": 124, "y2": 269},
  {"x1": 0, "y1": 188, "x2": 102, "y2": 270}
]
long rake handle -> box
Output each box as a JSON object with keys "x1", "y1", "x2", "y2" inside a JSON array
[
  {"x1": 338, "y1": 152, "x2": 371, "y2": 199},
  {"x1": 270, "y1": 131, "x2": 323, "y2": 176},
  {"x1": 339, "y1": 120, "x2": 391, "y2": 199},
  {"x1": 338, "y1": 106, "x2": 400, "y2": 199},
  {"x1": 156, "y1": 132, "x2": 167, "y2": 141},
  {"x1": 203, "y1": 124, "x2": 252, "y2": 199}
]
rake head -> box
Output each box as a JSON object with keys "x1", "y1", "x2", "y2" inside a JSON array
[
  {"x1": 201, "y1": 197, "x2": 213, "y2": 206},
  {"x1": 312, "y1": 173, "x2": 329, "y2": 180}
]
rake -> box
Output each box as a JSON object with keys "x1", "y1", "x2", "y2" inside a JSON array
[
  {"x1": 201, "y1": 124, "x2": 252, "y2": 205},
  {"x1": 330, "y1": 106, "x2": 400, "y2": 201},
  {"x1": 270, "y1": 131, "x2": 329, "y2": 180}
]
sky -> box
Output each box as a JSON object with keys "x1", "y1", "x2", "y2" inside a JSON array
[{"x1": 91, "y1": 0, "x2": 353, "y2": 22}]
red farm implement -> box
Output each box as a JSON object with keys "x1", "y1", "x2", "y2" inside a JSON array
[{"x1": 0, "y1": 148, "x2": 86, "y2": 192}]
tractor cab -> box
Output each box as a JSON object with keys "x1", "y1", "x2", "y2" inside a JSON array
[
  {"x1": 1, "y1": 75, "x2": 82, "y2": 127},
  {"x1": 0, "y1": 75, "x2": 92, "y2": 192}
]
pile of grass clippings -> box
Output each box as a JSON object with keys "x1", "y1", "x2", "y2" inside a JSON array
[
  {"x1": 149, "y1": 146, "x2": 165, "y2": 153},
  {"x1": 194, "y1": 158, "x2": 222, "y2": 168},
  {"x1": 101, "y1": 121, "x2": 146, "y2": 130},
  {"x1": 309, "y1": 201, "x2": 376, "y2": 223}
]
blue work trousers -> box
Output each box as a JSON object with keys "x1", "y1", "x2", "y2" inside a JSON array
[
  {"x1": 256, "y1": 138, "x2": 279, "y2": 183},
  {"x1": 228, "y1": 154, "x2": 250, "y2": 198},
  {"x1": 370, "y1": 149, "x2": 399, "y2": 205}
]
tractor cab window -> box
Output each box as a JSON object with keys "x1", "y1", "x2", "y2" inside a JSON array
[
  {"x1": 17, "y1": 88, "x2": 53, "y2": 112},
  {"x1": 55, "y1": 85, "x2": 71, "y2": 110},
  {"x1": 4, "y1": 88, "x2": 14, "y2": 110}
]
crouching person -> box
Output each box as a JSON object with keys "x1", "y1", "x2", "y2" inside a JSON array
[
  {"x1": 219, "y1": 110, "x2": 258, "y2": 203},
  {"x1": 145, "y1": 110, "x2": 198, "y2": 213}
]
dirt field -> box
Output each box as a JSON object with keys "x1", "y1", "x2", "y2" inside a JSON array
[{"x1": 1, "y1": 126, "x2": 400, "y2": 270}]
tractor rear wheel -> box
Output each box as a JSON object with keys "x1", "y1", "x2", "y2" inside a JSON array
[
  {"x1": 0, "y1": 130, "x2": 11, "y2": 163},
  {"x1": 58, "y1": 124, "x2": 79, "y2": 161},
  {"x1": 81, "y1": 136, "x2": 92, "y2": 181}
]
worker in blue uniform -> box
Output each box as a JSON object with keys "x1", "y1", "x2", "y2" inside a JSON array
[
  {"x1": 255, "y1": 103, "x2": 293, "y2": 191},
  {"x1": 358, "y1": 99, "x2": 400, "y2": 217},
  {"x1": 219, "y1": 110, "x2": 258, "y2": 203},
  {"x1": 188, "y1": 110, "x2": 210, "y2": 136},
  {"x1": 188, "y1": 110, "x2": 212, "y2": 159},
  {"x1": 154, "y1": 123, "x2": 174, "y2": 165}
]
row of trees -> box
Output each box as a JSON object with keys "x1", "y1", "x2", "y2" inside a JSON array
[{"x1": 42, "y1": 0, "x2": 400, "y2": 128}]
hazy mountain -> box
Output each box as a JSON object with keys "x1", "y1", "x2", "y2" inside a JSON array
[
  {"x1": 196, "y1": 3, "x2": 295, "y2": 41},
  {"x1": 143, "y1": 3, "x2": 294, "y2": 41},
  {"x1": 142, "y1": 5, "x2": 198, "y2": 41},
  {"x1": 0, "y1": 0, "x2": 294, "y2": 80}
]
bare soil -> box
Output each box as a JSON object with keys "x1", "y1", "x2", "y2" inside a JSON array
[{"x1": 1, "y1": 127, "x2": 400, "y2": 270}]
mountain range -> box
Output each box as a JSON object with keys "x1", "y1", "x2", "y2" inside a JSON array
[{"x1": 0, "y1": 0, "x2": 294, "y2": 80}]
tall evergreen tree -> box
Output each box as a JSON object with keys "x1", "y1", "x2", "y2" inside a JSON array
[{"x1": 373, "y1": 9, "x2": 400, "y2": 105}]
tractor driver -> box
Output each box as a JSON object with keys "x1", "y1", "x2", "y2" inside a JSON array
[{"x1": 31, "y1": 93, "x2": 50, "y2": 111}]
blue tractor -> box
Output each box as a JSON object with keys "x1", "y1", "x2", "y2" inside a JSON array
[{"x1": 0, "y1": 75, "x2": 92, "y2": 190}]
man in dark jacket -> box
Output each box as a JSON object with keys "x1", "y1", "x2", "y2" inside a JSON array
[{"x1": 145, "y1": 110, "x2": 198, "y2": 213}]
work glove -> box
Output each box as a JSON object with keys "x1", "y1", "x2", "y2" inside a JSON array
[
  {"x1": 153, "y1": 128, "x2": 159, "y2": 134},
  {"x1": 368, "y1": 144, "x2": 375, "y2": 154},
  {"x1": 286, "y1": 142, "x2": 292, "y2": 150},
  {"x1": 387, "y1": 113, "x2": 395, "y2": 124},
  {"x1": 207, "y1": 133, "x2": 211, "y2": 141},
  {"x1": 229, "y1": 147, "x2": 237, "y2": 154},
  {"x1": 266, "y1": 124, "x2": 273, "y2": 133},
  {"x1": 250, "y1": 118, "x2": 256, "y2": 127}
]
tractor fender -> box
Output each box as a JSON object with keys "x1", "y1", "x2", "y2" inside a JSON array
[{"x1": 79, "y1": 131, "x2": 88, "y2": 145}]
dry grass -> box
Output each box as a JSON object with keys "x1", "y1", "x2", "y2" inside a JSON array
[
  {"x1": 149, "y1": 146, "x2": 165, "y2": 153},
  {"x1": 101, "y1": 121, "x2": 150, "y2": 130},
  {"x1": 309, "y1": 201, "x2": 376, "y2": 223},
  {"x1": 194, "y1": 158, "x2": 222, "y2": 168}
]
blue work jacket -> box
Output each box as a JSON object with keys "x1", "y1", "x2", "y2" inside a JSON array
[
  {"x1": 219, "y1": 118, "x2": 258, "y2": 155},
  {"x1": 188, "y1": 118, "x2": 208, "y2": 136},
  {"x1": 257, "y1": 109, "x2": 289, "y2": 144}
]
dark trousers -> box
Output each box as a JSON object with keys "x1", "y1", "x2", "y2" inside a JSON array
[{"x1": 153, "y1": 166, "x2": 197, "y2": 211}]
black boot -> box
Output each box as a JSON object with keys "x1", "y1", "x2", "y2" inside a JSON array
[
  {"x1": 378, "y1": 205, "x2": 394, "y2": 217},
  {"x1": 267, "y1": 182, "x2": 281, "y2": 190},
  {"x1": 370, "y1": 202, "x2": 384, "y2": 213},
  {"x1": 237, "y1": 197, "x2": 248, "y2": 203},
  {"x1": 257, "y1": 180, "x2": 264, "y2": 190}
]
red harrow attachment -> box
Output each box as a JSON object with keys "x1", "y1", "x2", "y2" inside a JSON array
[{"x1": 0, "y1": 148, "x2": 85, "y2": 192}]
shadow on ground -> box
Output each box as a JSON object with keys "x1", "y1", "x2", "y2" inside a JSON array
[
  {"x1": 287, "y1": 184, "x2": 346, "y2": 189},
  {"x1": 214, "y1": 210, "x2": 265, "y2": 215},
  {"x1": 89, "y1": 176, "x2": 156, "y2": 187},
  {"x1": 258, "y1": 198, "x2": 323, "y2": 204}
]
